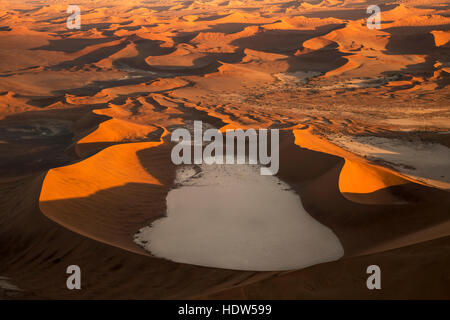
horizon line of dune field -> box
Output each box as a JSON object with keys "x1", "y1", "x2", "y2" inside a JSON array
[{"x1": 0, "y1": 0, "x2": 449, "y2": 299}]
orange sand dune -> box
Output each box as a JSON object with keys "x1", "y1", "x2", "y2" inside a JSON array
[
  {"x1": 75, "y1": 118, "x2": 159, "y2": 157},
  {"x1": 40, "y1": 141, "x2": 168, "y2": 253},
  {"x1": 431, "y1": 30, "x2": 450, "y2": 47},
  {"x1": 338, "y1": 159, "x2": 409, "y2": 204}
]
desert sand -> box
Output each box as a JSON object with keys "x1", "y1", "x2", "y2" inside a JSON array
[
  {"x1": 0, "y1": 0, "x2": 449, "y2": 299},
  {"x1": 134, "y1": 161, "x2": 344, "y2": 271}
]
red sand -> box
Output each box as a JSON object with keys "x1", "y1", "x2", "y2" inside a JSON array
[{"x1": 0, "y1": 0, "x2": 449, "y2": 299}]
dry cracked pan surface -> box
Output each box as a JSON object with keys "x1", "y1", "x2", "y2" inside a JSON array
[{"x1": 0, "y1": 0, "x2": 449, "y2": 299}]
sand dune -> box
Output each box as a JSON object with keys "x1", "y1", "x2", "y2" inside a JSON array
[
  {"x1": 40, "y1": 141, "x2": 169, "y2": 253},
  {"x1": 0, "y1": 0, "x2": 449, "y2": 299}
]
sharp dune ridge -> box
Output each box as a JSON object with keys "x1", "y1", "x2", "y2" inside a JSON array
[{"x1": 0, "y1": 0, "x2": 449, "y2": 299}]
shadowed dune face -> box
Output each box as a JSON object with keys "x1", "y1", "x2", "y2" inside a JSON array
[{"x1": 0, "y1": 0, "x2": 449, "y2": 299}]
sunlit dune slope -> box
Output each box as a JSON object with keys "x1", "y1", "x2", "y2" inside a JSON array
[{"x1": 39, "y1": 142, "x2": 172, "y2": 253}]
